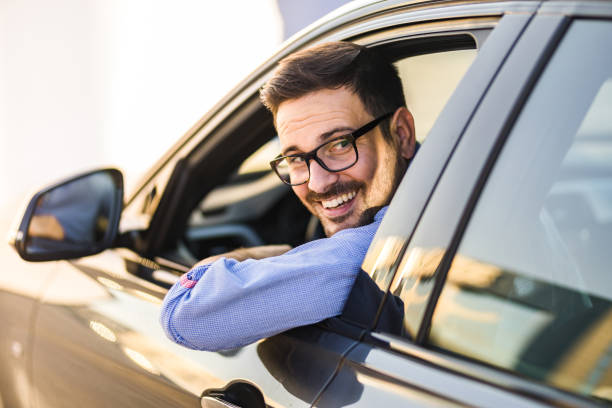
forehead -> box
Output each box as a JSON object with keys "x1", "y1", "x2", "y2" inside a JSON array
[{"x1": 276, "y1": 87, "x2": 370, "y2": 151}]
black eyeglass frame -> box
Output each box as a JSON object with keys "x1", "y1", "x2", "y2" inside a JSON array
[{"x1": 269, "y1": 112, "x2": 394, "y2": 186}]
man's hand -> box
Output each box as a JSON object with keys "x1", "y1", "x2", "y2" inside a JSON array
[{"x1": 194, "y1": 244, "x2": 292, "y2": 268}]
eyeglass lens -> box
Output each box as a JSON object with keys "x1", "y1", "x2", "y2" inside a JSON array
[{"x1": 273, "y1": 137, "x2": 357, "y2": 185}]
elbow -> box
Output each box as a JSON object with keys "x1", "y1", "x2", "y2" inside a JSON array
[
  {"x1": 159, "y1": 297, "x2": 233, "y2": 351},
  {"x1": 159, "y1": 300, "x2": 191, "y2": 348},
  {"x1": 160, "y1": 314, "x2": 252, "y2": 352},
  {"x1": 160, "y1": 291, "x2": 200, "y2": 349}
]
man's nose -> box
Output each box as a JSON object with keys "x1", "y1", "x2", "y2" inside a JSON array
[{"x1": 308, "y1": 159, "x2": 339, "y2": 193}]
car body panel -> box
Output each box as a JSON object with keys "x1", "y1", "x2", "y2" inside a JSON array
[
  {"x1": 28, "y1": 250, "x2": 358, "y2": 407},
  {"x1": 0, "y1": 254, "x2": 59, "y2": 408},
  {"x1": 315, "y1": 340, "x2": 553, "y2": 407}
]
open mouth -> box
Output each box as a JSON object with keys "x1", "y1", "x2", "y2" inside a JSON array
[{"x1": 321, "y1": 191, "x2": 356, "y2": 209}]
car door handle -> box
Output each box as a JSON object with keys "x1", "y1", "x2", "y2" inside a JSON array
[
  {"x1": 201, "y1": 381, "x2": 266, "y2": 408},
  {"x1": 201, "y1": 396, "x2": 242, "y2": 408}
]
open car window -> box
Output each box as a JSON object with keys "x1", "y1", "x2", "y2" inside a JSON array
[{"x1": 173, "y1": 36, "x2": 480, "y2": 268}]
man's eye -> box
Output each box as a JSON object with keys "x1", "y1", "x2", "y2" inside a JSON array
[
  {"x1": 288, "y1": 156, "x2": 305, "y2": 164},
  {"x1": 329, "y1": 138, "x2": 351, "y2": 152}
]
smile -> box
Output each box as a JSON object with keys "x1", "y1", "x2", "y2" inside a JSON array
[{"x1": 321, "y1": 191, "x2": 356, "y2": 209}]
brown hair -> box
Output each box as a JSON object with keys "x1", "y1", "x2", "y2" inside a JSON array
[{"x1": 260, "y1": 41, "x2": 405, "y2": 140}]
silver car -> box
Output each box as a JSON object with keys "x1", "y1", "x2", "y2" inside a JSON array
[{"x1": 4, "y1": 0, "x2": 612, "y2": 406}]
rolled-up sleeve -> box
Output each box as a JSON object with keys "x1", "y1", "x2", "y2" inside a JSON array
[
  {"x1": 160, "y1": 264, "x2": 210, "y2": 349},
  {"x1": 160, "y1": 209, "x2": 385, "y2": 351}
]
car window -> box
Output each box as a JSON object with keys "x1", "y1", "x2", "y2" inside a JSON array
[
  {"x1": 183, "y1": 41, "x2": 479, "y2": 266},
  {"x1": 428, "y1": 20, "x2": 612, "y2": 403},
  {"x1": 396, "y1": 49, "x2": 476, "y2": 143}
]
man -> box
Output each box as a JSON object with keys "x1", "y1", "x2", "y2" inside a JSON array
[{"x1": 160, "y1": 41, "x2": 416, "y2": 351}]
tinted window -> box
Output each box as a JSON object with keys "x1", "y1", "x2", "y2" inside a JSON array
[{"x1": 429, "y1": 20, "x2": 612, "y2": 402}]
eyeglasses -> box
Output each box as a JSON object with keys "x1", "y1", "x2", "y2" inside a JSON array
[{"x1": 270, "y1": 112, "x2": 393, "y2": 186}]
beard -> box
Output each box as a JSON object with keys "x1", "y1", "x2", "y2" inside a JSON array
[
  {"x1": 305, "y1": 180, "x2": 364, "y2": 207},
  {"x1": 305, "y1": 153, "x2": 407, "y2": 236},
  {"x1": 305, "y1": 180, "x2": 364, "y2": 235}
]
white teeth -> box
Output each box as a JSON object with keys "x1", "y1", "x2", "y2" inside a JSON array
[{"x1": 322, "y1": 191, "x2": 356, "y2": 209}]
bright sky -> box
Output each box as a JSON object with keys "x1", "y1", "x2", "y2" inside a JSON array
[{"x1": 0, "y1": 1, "x2": 283, "y2": 219}]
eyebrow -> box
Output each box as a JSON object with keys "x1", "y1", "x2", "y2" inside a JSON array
[{"x1": 281, "y1": 126, "x2": 354, "y2": 156}]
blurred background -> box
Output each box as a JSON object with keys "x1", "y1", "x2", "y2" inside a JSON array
[{"x1": 0, "y1": 0, "x2": 349, "y2": 238}]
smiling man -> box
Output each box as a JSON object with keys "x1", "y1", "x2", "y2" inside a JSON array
[
  {"x1": 161, "y1": 42, "x2": 416, "y2": 351},
  {"x1": 272, "y1": 88, "x2": 413, "y2": 236}
]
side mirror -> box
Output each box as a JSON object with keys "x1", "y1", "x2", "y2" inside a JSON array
[{"x1": 10, "y1": 169, "x2": 123, "y2": 262}]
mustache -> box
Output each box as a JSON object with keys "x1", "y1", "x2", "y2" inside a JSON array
[{"x1": 305, "y1": 181, "x2": 364, "y2": 201}]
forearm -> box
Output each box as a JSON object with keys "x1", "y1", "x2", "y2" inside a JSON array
[
  {"x1": 193, "y1": 244, "x2": 291, "y2": 267},
  {"x1": 161, "y1": 252, "x2": 358, "y2": 351},
  {"x1": 160, "y1": 217, "x2": 383, "y2": 351}
]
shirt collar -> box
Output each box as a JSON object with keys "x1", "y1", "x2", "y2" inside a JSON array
[{"x1": 374, "y1": 206, "x2": 389, "y2": 222}]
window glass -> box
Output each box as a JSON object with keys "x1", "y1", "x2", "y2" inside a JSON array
[{"x1": 429, "y1": 20, "x2": 612, "y2": 403}]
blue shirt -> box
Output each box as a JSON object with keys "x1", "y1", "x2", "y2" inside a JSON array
[{"x1": 160, "y1": 207, "x2": 387, "y2": 351}]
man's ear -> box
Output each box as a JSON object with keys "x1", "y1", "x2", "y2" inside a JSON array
[{"x1": 390, "y1": 107, "x2": 416, "y2": 160}]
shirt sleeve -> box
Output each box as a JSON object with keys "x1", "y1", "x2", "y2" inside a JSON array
[{"x1": 159, "y1": 220, "x2": 379, "y2": 351}]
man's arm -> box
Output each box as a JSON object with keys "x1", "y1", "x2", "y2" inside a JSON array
[
  {"x1": 193, "y1": 244, "x2": 291, "y2": 267},
  {"x1": 159, "y1": 217, "x2": 382, "y2": 351}
]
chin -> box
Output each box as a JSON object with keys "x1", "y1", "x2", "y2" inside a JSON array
[
  {"x1": 321, "y1": 215, "x2": 358, "y2": 237},
  {"x1": 323, "y1": 204, "x2": 384, "y2": 236},
  {"x1": 322, "y1": 224, "x2": 341, "y2": 237}
]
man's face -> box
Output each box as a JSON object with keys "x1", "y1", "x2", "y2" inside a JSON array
[{"x1": 276, "y1": 87, "x2": 411, "y2": 236}]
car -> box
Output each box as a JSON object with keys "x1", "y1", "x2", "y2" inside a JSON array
[{"x1": 4, "y1": 0, "x2": 612, "y2": 407}]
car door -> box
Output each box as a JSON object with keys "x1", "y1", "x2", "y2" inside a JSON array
[
  {"x1": 0, "y1": 254, "x2": 58, "y2": 408},
  {"x1": 316, "y1": 2, "x2": 612, "y2": 407},
  {"x1": 30, "y1": 251, "x2": 359, "y2": 407}
]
